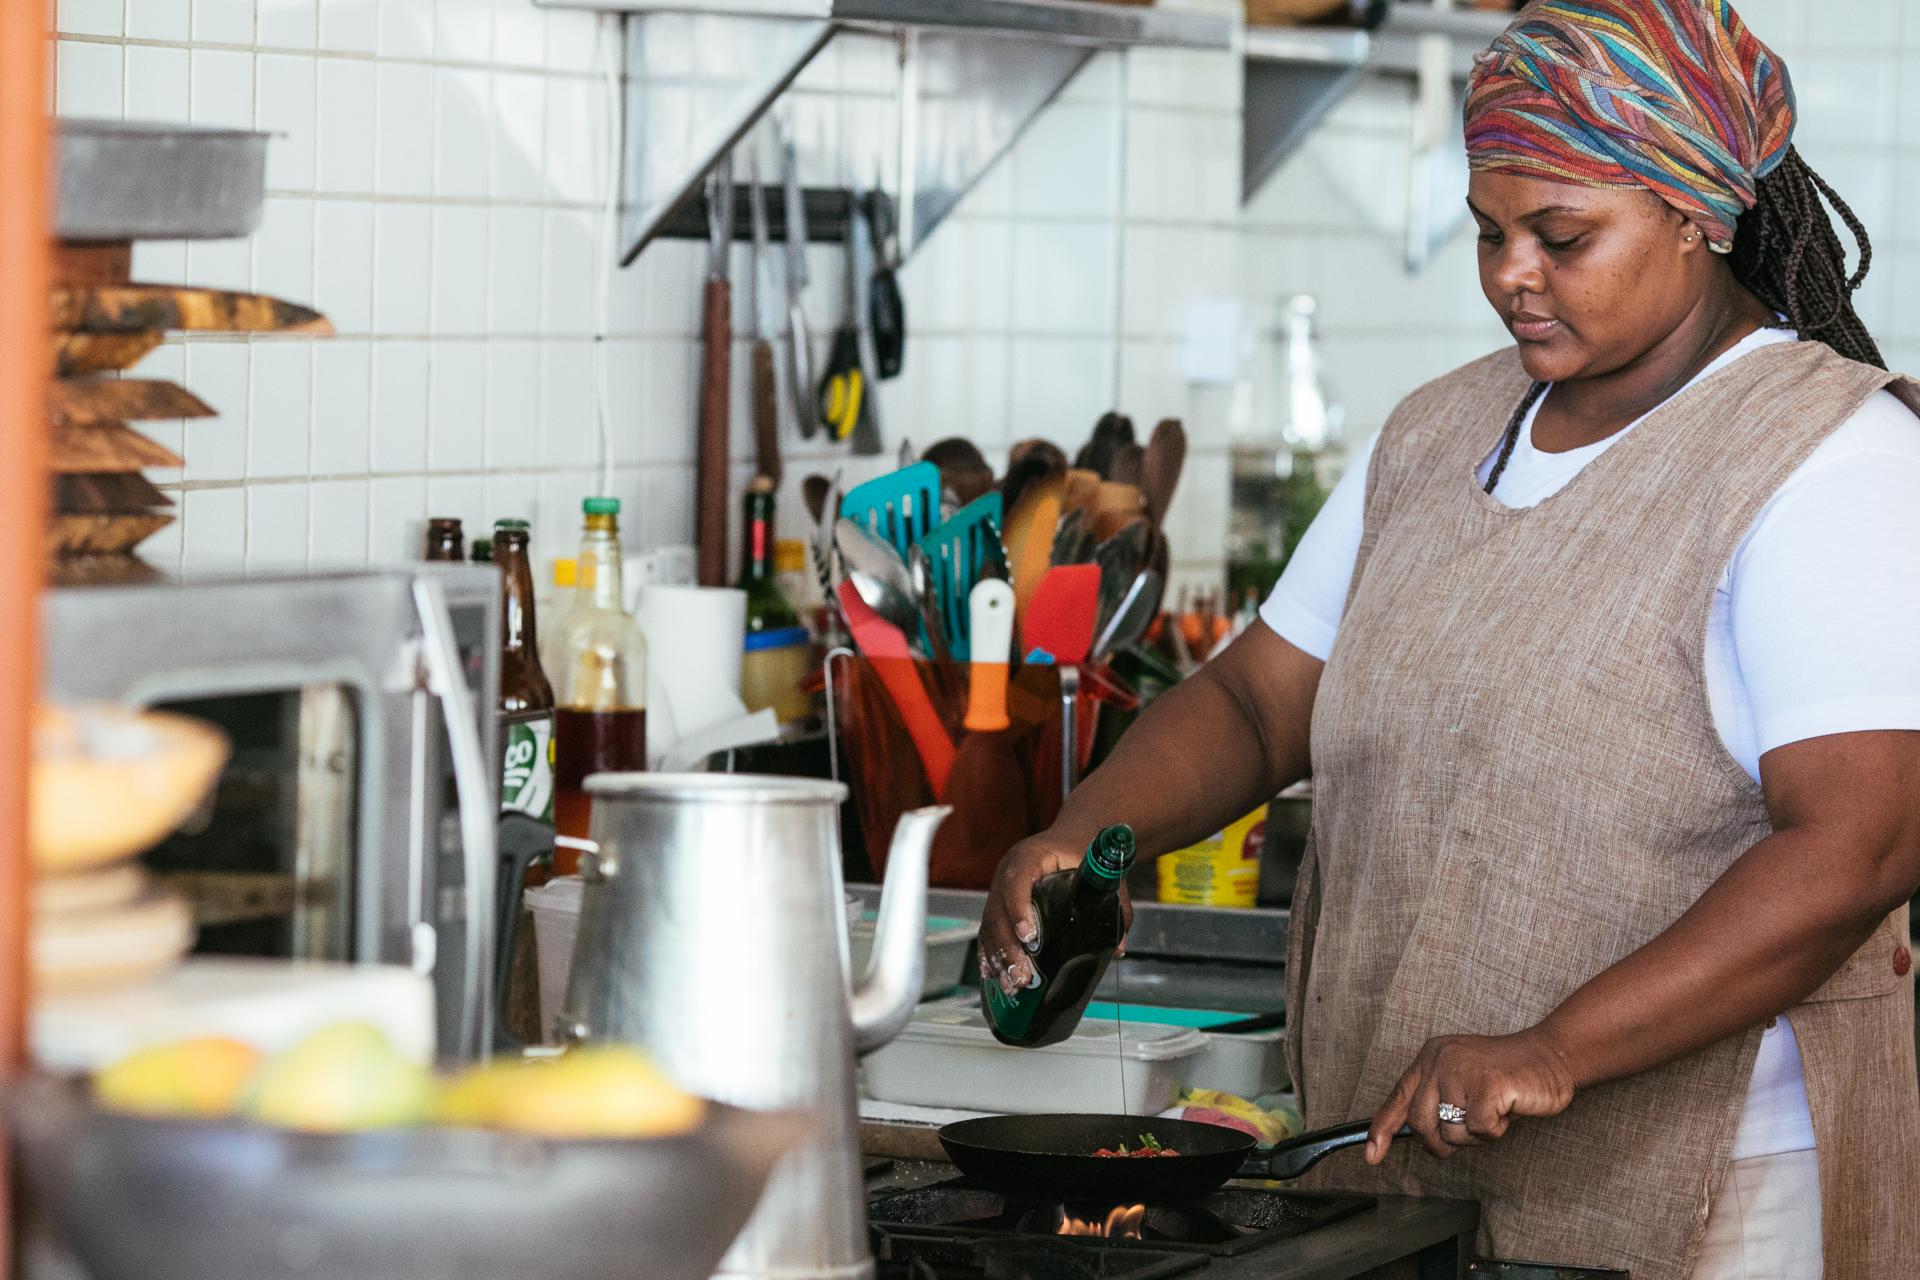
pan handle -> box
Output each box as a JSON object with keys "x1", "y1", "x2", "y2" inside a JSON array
[{"x1": 1237, "y1": 1121, "x2": 1414, "y2": 1181}]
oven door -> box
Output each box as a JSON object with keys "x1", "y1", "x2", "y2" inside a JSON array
[{"x1": 43, "y1": 568, "x2": 501, "y2": 1061}]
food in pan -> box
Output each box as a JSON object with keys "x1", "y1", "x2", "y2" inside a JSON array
[{"x1": 1092, "y1": 1133, "x2": 1179, "y2": 1158}]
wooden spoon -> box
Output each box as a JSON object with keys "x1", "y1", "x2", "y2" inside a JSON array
[{"x1": 1143, "y1": 418, "x2": 1187, "y2": 527}]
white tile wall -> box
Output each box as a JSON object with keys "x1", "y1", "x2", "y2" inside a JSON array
[{"x1": 49, "y1": 0, "x2": 1920, "y2": 585}]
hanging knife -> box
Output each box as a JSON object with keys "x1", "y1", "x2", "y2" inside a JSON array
[
  {"x1": 847, "y1": 182, "x2": 884, "y2": 457},
  {"x1": 780, "y1": 123, "x2": 818, "y2": 439},
  {"x1": 747, "y1": 149, "x2": 782, "y2": 485},
  {"x1": 695, "y1": 157, "x2": 735, "y2": 588},
  {"x1": 866, "y1": 188, "x2": 906, "y2": 380}
]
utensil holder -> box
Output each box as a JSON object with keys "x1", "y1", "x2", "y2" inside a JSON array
[{"x1": 831, "y1": 654, "x2": 1072, "y2": 889}]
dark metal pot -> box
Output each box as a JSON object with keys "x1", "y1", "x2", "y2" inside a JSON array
[{"x1": 9, "y1": 1076, "x2": 810, "y2": 1280}]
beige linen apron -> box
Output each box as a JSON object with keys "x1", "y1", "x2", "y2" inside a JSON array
[{"x1": 1286, "y1": 340, "x2": 1920, "y2": 1278}]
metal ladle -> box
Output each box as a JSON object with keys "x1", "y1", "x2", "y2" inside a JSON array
[{"x1": 835, "y1": 518, "x2": 949, "y2": 664}]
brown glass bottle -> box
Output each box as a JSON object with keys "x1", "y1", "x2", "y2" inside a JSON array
[
  {"x1": 493, "y1": 521, "x2": 555, "y2": 829},
  {"x1": 424, "y1": 517, "x2": 464, "y2": 561}
]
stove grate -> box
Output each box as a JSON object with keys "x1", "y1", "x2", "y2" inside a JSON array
[{"x1": 867, "y1": 1179, "x2": 1374, "y2": 1258}]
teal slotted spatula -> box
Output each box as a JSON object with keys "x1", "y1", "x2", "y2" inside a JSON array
[
  {"x1": 914, "y1": 491, "x2": 1004, "y2": 663},
  {"x1": 840, "y1": 461, "x2": 941, "y2": 561}
]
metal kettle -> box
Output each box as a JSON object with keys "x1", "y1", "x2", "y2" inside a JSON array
[{"x1": 557, "y1": 774, "x2": 948, "y2": 1280}]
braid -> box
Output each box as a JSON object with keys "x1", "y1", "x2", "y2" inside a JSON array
[{"x1": 1728, "y1": 146, "x2": 1884, "y2": 369}]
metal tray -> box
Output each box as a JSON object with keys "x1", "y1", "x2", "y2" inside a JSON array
[{"x1": 57, "y1": 120, "x2": 269, "y2": 242}]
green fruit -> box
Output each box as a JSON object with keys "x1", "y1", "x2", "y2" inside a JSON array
[{"x1": 245, "y1": 1023, "x2": 432, "y2": 1132}]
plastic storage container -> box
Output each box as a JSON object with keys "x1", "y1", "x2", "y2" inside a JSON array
[
  {"x1": 848, "y1": 913, "x2": 977, "y2": 1000},
  {"x1": 863, "y1": 996, "x2": 1209, "y2": 1116},
  {"x1": 1085, "y1": 1002, "x2": 1289, "y2": 1097}
]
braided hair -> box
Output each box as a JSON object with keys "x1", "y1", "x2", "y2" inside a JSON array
[
  {"x1": 1485, "y1": 145, "x2": 1885, "y2": 496},
  {"x1": 1728, "y1": 146, "x2": 1883, "y2": 369}
]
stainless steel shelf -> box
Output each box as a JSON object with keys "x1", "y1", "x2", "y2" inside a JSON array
[
  {"x1": 1243, "y1": 3, "x2": 1508, "y2": 203},
  {"x1": 534, "y1": 0, "x2": 1232, "y2": 263},
  {"x1": 539, "y1": 0, "x2": 1231, "y2": 50}
]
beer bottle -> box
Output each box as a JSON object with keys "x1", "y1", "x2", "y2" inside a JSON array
[
  {"x1": 424, "y1": 517, "x2": 464, "y2": 561},
  {"x1": 470, "y1": 537, "x2": 494, "y2": 564},
  {"x1": 981, "y1": 825, "x2": 1136, "y2": 1048},
  {"x1": 492, "y1": 520, "x2": 555, "y2": 826},
  {"x1": 549, "y1": 498, "x2": 648, "y2": 869}
]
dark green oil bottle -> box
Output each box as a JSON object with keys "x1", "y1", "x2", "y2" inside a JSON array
[{"x1": 981, "y1": 825, "x2": 1137, "y2": 1048}]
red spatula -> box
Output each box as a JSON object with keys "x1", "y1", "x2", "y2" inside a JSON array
[
  {"x1": 1023, "y1": 565, "x2": 1101, "y2": 799},
  {"x1": 838, "y1": 581, "x2": 955, "y2": 797}
]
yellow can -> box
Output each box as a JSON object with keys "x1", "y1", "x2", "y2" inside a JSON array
[{"x1": 1156, "y1": 805, "x2": 1267, "y2": 908}]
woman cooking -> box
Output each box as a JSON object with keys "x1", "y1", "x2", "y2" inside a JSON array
[{"x1": 979, "y1": 1, "x2": 1920, "y2": 1275}]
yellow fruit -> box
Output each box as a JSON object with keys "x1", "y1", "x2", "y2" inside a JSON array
[
  {"x1": 95, "y1": 1036, "x2": 262, "y2": 1118},
  {"x1": 245, "y1": 1023, "x2": 433, "y2": 1132},
  {"x1": 487, "y1": 1046, "x2": 705, "y2": 1140},
  {"x1": 435, "y1": 1058, "x2": 534, "y2": 1128}
]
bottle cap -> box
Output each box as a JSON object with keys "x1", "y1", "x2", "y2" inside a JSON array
[
  {"x1": 494, "y1": 518, "x2": 530, "y2": 533},
  {"x1": 552, "y1": 557, "x2": 577, "y2": 588},
  {"x1": 1082, "y1": 825, "x2": 1136, "y2": 887},
  {"x1": 774, "y1": 539, "x2": 807, "y2": 574},
  {"x1": 583, "y1": 497, "x2": 620, "y2": 516},
  {"x1": 470, "y1": 538, "x2": 493, "y2": 563}
]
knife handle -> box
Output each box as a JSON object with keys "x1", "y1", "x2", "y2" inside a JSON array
[
  {"x1": 750, "y1": 339, "x2": 781, "y2": 485},
  {"x1": 696, "y1": 277, "x2": 731, "y2": 588}
]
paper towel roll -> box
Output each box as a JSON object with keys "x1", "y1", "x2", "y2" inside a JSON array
[{"x1": 636, "y1": 585, "x2": 747, "y2": 767}]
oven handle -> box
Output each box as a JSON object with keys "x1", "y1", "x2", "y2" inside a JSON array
[{"x1": 412, "y1": 576, "x2": 496, "y2": 1059}]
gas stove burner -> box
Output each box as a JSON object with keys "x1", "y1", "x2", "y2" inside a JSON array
[
  {"x1": 871, "y1": 1226, "x2": 1205, "y2": 1278},
  {"x1": 867, "y1": 1179, "x2": 1374, "y2": 1258}
]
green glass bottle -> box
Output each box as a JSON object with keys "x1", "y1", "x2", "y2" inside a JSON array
[
  {"x1": 981, "y1": 825, "x2": 1137, "y2": 1048},
  {"x1": 736, "y1": 476, "x2": 800, "y2": 633}
]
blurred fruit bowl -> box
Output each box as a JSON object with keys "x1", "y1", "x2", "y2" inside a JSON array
[
  {"x1": 32, "y1": 704, "x2": 229, "y2": 874},
  {"x1": 10, "y1": 1074, "x2": 813, "y2": 1280}
]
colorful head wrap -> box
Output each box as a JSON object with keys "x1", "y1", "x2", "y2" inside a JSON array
[{"x1": 1463, "y1": 0, "x2": 1796, "y2": 252}]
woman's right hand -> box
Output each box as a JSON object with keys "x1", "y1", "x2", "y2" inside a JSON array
[{"x1": 978, "y1": 831, "x2": 1132, "y2": 998}]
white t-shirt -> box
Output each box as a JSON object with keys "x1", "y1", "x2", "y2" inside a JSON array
[{"x1": 1262, "y1": 328, "x2": 1920, "y2": 1159}]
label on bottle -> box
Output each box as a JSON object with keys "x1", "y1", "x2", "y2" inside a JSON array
[
  {"x1": 501, "y1": 711, "x2": 555, "y2": 822},
  {"x1": 984, "y1": 977, "x2": 1042, "y2": 1040}
]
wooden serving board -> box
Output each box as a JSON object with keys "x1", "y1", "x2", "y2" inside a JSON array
[
  {"x1": 49, "y1": 378, "x2": 214, "y2": 426},
  {"x1": 54, "y1": 472, "x2": 173, "y2": 514},
  {"x1": 49, "y1": 512, "x2": 175, "y2": 557},
  {"x1": 48, "y1": 554, "x2": 164, "y2": 586},
  {"x1": 54, "y1": 330, "x2": 166, "y2": 377},
  {"x1": 51, "y1": 285, "x2": 333, "y2": 335},
  {"x1": 53, "y1": 243, "x2": 132, "y2": 287},
  {"x1": 49, "y1": 420, "x2": 183, "y2": 474}
]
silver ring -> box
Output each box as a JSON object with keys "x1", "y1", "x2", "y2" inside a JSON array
[{"x1": 1437, "y1": 1102, "x2": 1467, "y2": 1126}]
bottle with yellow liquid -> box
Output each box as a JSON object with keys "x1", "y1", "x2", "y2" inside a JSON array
[{"x1": 548, "y1": 498, "x2": 648, "y2": 871}]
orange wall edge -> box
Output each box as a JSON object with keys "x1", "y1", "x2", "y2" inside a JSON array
[{"x1": 0, "y1": 0, "x2": 51, "y2": 1267}]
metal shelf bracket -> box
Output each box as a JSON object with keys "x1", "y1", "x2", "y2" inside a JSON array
[
  {"x1": 533, "y1": 0, "x2": 1233, "y2": 265},
  {"x1": 1242, "y1": 2, "x2": 1506, "y2": 202}
]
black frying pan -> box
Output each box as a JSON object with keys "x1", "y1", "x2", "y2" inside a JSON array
[{"x1": 936, "y1": 1114, "x2": 1408, "y2": 1204}]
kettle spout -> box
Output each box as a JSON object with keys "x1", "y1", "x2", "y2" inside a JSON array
[{"x1": 850, "y1": 805, "x2": 950, "y2": 1055}]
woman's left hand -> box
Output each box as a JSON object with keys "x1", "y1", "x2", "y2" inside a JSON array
[{"x1": 1365, "y1": 1028, "x2": 1580, "y2": 1162}]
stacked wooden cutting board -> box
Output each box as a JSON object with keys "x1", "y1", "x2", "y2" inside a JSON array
[{"x1": 47, "y1": 243, "x2": 331, "y2": 578}]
